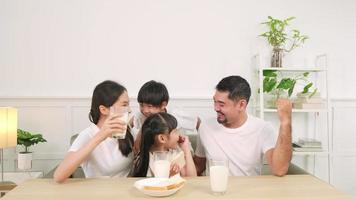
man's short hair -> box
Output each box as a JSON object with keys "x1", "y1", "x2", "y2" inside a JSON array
[
  {"x1": 216, "y1": 76, "x2": 251, "y2": 103},
  {"x1": 137, "y1": 80, "x2": 169, "y2": 106}
]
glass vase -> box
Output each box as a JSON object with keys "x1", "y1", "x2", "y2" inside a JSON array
[{"x1": 271, "y1": 48, "x2": 283, "y2": 68}]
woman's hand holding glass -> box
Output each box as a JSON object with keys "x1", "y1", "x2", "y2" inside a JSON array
[
  {"x1": 109, "y1": 106, "x2": 130, "y2": 139},
  {"x1": 99, "y1": 113, "x2": 127, "y2": 140}
]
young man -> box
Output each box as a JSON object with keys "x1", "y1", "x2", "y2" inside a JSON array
[
  {"x1": 194, "y1": 76, "x2": 292, "y2": 176},
  {"x1": 130, "y1": 80, "x2": 200, "y2": 154}
]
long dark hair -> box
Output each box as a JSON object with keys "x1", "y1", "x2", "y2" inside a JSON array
[
  {"x1": 131, "y1": 112, "x2": 177, "y2": 177},
  {"x1": 89, "y1": 80, "x2": 133, "y2": 157}
]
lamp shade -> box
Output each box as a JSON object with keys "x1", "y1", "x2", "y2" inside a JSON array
[{"x1": 0, "y1": 107, "x2": 17, "y2": 148}]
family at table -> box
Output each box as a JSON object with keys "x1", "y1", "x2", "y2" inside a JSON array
[{"x1": 53, "y1": 75, "x2": 292, "y2": 183}]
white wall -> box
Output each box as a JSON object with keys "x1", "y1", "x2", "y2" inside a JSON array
[{"x1": 1, "y1": 0, "x2": 356, "y2": 98}]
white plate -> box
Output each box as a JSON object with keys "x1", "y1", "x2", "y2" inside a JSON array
[{"x1": 134, "y1": 177, "x2": 185, "y2": 197}]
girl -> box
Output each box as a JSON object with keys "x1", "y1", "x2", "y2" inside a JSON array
[
  {"x1": 131, "y1": 112, "x2": 196, "y2": 177},
  {"x1": 54, "y1": 80, "x2": 134, "y2": 183}
]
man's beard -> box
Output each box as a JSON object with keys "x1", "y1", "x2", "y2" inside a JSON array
[{"x1": 216, "y1": 112, "x2": 227, "y2": 124}]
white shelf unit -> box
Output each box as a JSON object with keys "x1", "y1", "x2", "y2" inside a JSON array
[{"x1": 252, "y1": 54, "x2": 332, "y2": 183}]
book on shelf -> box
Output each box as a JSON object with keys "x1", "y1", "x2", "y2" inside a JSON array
[
  {"x1": 296, "y1": 92, "x2": 321, "y2": 98},
  {"x1": 292, "y1": 143, "x2": 323, "y2": 152},
  {"x1": 298, "y1": 138, "x2": 322, "y2": 147},
  {"x1": 293, "y1": 147, "x2": 323, "y2": 152},
  {"x1": 293, "y1": 138, "x2": 323, "y2": 152},
  {"x1": 294, "y1": 97, "x2": 326, "y2": 104},
  {"x1": 293, "y1": 102, "x2": 326, "y2": 109},
  {"x1": 293, "y1": 94, "x2": 326, "y2": 109}
]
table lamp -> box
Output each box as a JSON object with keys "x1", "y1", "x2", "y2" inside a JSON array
[{"x1": 0, "y1": 107, "x2": 17, "y2": 187}]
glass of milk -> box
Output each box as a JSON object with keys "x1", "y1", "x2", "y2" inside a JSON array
[
  {"x1": 109, "y1": 106, "x2": 130, "y2": 139},
  {"x1": 153, "y1": 151, "x2": 171, "y2": 178},
  {"x1": 209, "y1": 159, "x2": 229, "y2": 195}
]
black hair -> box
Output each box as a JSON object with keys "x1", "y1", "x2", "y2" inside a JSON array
[
  {"x1": 131, "y1": 112, "x2": 177, "y2": 177},
  {"x1": 216, "y1": 76, "x2": 251, "y2": 103},
  {"x1": 89, "y1": 80, "x2": 133, "y2": 157},
  {"x1": 137, "y1": 80, "x2": 169, "y2": 106}
]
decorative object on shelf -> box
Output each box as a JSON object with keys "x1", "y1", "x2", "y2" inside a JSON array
[
  {"x1": 0, "y1": 107, "x2": 17, "y2": 188},
  {"x1": 292, "y1": 138, "x2": 323, "y2": 152},
  {"x1": 262, "y1": 70, "x2": 317, "y2": 108},
  {"x1": 271, "y1": 47, "x2": 283, "y2": 68},
  {"x1": 17, "y1": 129, "x2": 47, "y2": 170},
  {"x1": 260, "y1": 16, "x2": 308, "y2": 68},
  {"x1": 293, "y1": 92, "x2": 326, "y2": 109}
]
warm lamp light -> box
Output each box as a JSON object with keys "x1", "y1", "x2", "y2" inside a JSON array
[{"x1": 0, "y1": 107, "x2": 17, "y2": 184}]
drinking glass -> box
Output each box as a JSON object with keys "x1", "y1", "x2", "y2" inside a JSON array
[
  {"x1": 152, "y1": 151, "x2": 171, "y2": 178},
  {"x1": 209, "y1": 159, "x2": 229, "y2": 195},
  {"x1": 109, "y1": 106, "x2": 129, "y2": 139}
]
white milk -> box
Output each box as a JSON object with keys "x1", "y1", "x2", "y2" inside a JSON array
[
  {"x1": 154, "y1": 160, "x2": 170, "y2": 178},
  {"x1": 112, "y1": 112, "x2": 128, "y2": 139},
  {"x1": 209, "y1": 166, "x2": 229, "y2": 193}
]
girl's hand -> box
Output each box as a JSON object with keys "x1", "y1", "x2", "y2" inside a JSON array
[
  {"x1": 169, "y1": 163, "x2": 180, "y2": 177},
  {"x1": 98, "y1": 114, "x2": 127, "y2": 140},
  {"x1": 178, "y1": 135, "x2": 190, "y2": 152}
]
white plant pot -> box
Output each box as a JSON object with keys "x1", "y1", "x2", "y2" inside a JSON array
[{"x1": 18, "y1": 152, "x2": 33, "y2": 170}]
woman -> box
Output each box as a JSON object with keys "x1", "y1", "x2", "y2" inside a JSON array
[{"x1": 54, "y1": 80, "x2": 134, "y2": 183}]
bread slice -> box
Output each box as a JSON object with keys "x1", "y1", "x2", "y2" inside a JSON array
[
  {"x1": 143, "y1": 181, "x2": 185, "y2": 191},
  {"x1": 143, "y1": 175, "x2": 186, "y2": 191}
]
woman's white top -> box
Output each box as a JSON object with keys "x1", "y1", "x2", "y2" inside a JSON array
[{"x1": 69, "y1": 123, "x2": 134, "y2": 178}]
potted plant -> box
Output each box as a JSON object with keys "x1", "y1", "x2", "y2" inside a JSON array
[
  {"x1": 263, "y1": 70, "x2": 317, "y2": 108},
  {"x1": 17, "y1": 129, "x2": 47, "y2": 170},
  {"x1": 260, "y1": 16, "x2": 308, "y2": 67}
]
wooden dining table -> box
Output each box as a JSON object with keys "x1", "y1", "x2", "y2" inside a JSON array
[{"x1": 1, "y1": 175, "x2": 353, "y2": 200}]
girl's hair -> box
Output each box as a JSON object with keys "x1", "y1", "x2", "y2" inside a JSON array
[
  {"x1": 132, "y1": 112, "x2": 177, "y2": 177},
  {"x1": 89, "y1": 80, "x2": 133, "y2": 157}
]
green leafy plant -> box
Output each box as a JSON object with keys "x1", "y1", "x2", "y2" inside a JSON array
[
  {"x1": 260, "y1": 16, "x2": 308, "y2": 52},
  {"x1": 17, "y1": 129, "x2": 47, "y2": 153},
  {"x1": 263, "y1": 70, "x2": 317, "y2": 100}
]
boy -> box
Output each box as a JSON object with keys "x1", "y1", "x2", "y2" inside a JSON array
[{"x1": 130, "y1": 80, "x2": 200, "y2": 154}]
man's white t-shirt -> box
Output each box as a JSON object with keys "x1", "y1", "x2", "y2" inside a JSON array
[
  {"x1": 195, "y1": 115, "x2": 277, "y2": 176},
  {"x1": 69, "y1": 123, "x2": 134, "y2": 178}
]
